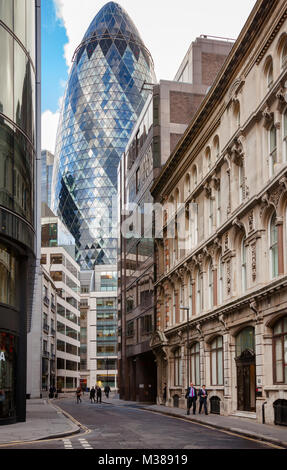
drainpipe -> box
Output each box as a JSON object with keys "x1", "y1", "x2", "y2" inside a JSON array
[{"x1": 262, "y1": 401, "x2": 267, "y2": 424}]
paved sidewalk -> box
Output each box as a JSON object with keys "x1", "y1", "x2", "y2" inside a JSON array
[
  {"x1": 0, "y1": 399, "x2": 80, "y2": 445},
  {"x1": 102, "y1": 397, "x2": 287, "y2": 448}
]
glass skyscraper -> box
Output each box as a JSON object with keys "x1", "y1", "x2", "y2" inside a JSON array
[
  {"x1": 52, "y1": 1, "x2": 156, "y2": 270},
  {"x1": 0, "y1": 0, "x2": 40, "y2": 424}
]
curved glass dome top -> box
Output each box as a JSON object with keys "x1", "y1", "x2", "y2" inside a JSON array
[{"x1": 52, "y1": 2, "x2": 155, "y2": 270}]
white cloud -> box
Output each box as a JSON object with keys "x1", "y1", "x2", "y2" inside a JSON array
[
  {"x1": 41, "y1": 109, "x2": 60, "y2": 154},
  {"x1": 52, "y1": 0, "x2": 257, "y2": 81}
]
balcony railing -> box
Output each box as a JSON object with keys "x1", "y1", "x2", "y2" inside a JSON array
[
  {"x1": 42, "y1": 351, "x2": 50, "y2": 359},
  {"x1": 43, "y1": 296, "x2": 50, "y2": 307}
]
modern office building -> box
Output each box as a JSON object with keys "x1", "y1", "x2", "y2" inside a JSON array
[
  {"x1": 0, "y1": 1, "x2": 41, "y2": 424},
  {"x1": 52, "y1": 1, "x2": 156, "y2": 270},
  {"x1": 41, "y1": 208, "x2": 81, "y2": 393},
  {"x1": 118, "y1": 37, "x2": 233, "y2": 402},
  {"x1": 150, "y1": 0, "x2": 287, "y2": 425},
  {"x1": 41, "y1": 267, "x2": 57, "y2": 393},
  {"x1": 79, "y1": 268, "x2": 118, "y2": 391},
  {"x1": 41, "y1": 150, "x2": 54, "y2": 209}
]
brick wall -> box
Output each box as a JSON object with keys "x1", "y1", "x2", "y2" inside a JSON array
[
  {"x1": 201, "y1": 53, "x2": 228, "y2": 86},
  {"x1": 170, "y1": 133, "x2": 183, "y2": 153},
  {"x1": 170, "y1": 92, "x2": 204, "y2": 125}
]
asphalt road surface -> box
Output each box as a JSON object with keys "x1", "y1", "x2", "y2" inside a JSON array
[{"x1": 0, "y1": 397, "x2": 282, "y2": 450}]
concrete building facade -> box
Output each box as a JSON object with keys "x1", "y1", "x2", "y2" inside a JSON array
[{"x1": 150, "y1": 0, "x2": 287, "y2": 426}]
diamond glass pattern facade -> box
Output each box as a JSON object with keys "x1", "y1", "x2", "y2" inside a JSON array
[{"x1": 52, "y1": 2, "x2": 155, "y2": 270}]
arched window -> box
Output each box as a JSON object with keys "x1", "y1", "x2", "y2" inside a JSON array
[
  {"x1": 236, "y1": 327, "x2": 255, "y2": 358},
  {"x1": 214, "y1": 136, "x2": 220, "y2": 159},
  {"x1": 196, "y1": 270, "x2": 202, "y2": 314},
  {"x1": 192, "y1": 165, "x2": 198, "y2": 188},
  {"x1": 218, "y1": 257, "x2": 224, "y2": 305},
  {"x1": 190, "y1": 343, "x2": 200, "y2": 385},
  {"x1": 211, "y1": 337, "x2": 224, "y2": 385},
  {"x1": 269, "y1": 125, "x2": 277, "y2": 177},
  {"x1": 270, "y1": 213, "x2": 279, "y2": 279},
  {"x1": 241, "y1": 237, "x2": 247, "y2": 292},
  {"x1": 174, "y1": 349, "x2": 182, "y2": 386},
  {"x1": 208, "y1": 261, "x2": 214, "y2": 309},
  {"x1": 281, "y1": 40, "x2": 287, "y2": 70},
  {"x1": 185, "y1": 173, "x2": 191, "y2": 198},
  {"x1": 206, "y1": 147, "x2": 211, "y2": 171},
  {"x1": 267, "y1": 60, "x2": 273, "y2": 88},
  {"x1": 273, "y1": 316, "x2": 287, "y2": 384},
  {"x1": 283, "y1": 109, "x2": 287, "y2": 162}
]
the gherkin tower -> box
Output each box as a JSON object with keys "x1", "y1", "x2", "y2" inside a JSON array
[{"x1": 52, "y1": 2, "x2": 155, "y2": 269}]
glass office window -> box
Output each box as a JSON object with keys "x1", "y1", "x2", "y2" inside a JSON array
[
  {"x1": 0, "y1": 244, "x2": 17, "y2": 308},
  {"x1": 0, "y1": 26, "x2": 13, "y2": 120},
  {"x1": 0, "y1": 0, "x2": 13, "y2": 30},
  {"x1": 14, "y1": 0, "x2": 26, "y2": 46}
]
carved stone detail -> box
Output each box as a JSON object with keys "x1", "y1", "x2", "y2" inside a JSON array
[
  {"x1": 248, "y1": 210, "x2": 254, "y2": 232},
  {"x1": 251, "y1": 242, "x2": 257, "y2": 282},
  {"x1": 262, "y1": 106, "x2": 274, "y2": 129}
]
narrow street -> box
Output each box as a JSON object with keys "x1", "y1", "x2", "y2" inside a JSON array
[{"x1": 0, "y1": 397, "x2": 281, "y2": 450}]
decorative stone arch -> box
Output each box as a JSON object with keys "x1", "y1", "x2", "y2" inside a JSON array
[
  {"x1": 184, "y1": 172, "x2": 191, "y2": 200},
  {"x1": 213, "y1": 134, "x2": 220, "y2": 159},
  {"x1": 191, "y1": 164, "x2": 198, "y2": 189},
  {"x1": 276, "y1": 31, "x2": 287, "y2": 69},
  {"x1": 263, "y1": 54, "x2": 274, "y2": 88}
]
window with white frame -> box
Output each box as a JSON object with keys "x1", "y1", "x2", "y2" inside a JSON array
[
  {"x1": 174, "y1": 349, "x2": 182, "y2": 386},
  {"x1": 241, "y1": 237, "x2": 247, "y2": 293},
  {"x1": 269, "y1": 125, "x2": 277, "y2": 177},
  {"x1": 190, "y1": 343, "x2": 200, "y2": 385},
  {"x1": 270, "y1": 213, "x2": 279, "y2": 279},
  {"x1": 211, "y1": 337, "x2": 224, "y2": 385}
]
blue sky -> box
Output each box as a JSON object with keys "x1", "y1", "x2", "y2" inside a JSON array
[
  {"x1": 42, "y1": 0, "x2": 68, "y2": 113},
  {"x1": 41, "y1": 0, "x2": 256, "y2": 153}
]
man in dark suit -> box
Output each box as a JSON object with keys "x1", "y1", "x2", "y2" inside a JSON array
[
  {"x1": 198, "y1": 385, "x2": 208, "y2": 415},
  {"x1": 185, "y1": 382, "x2": 197, "y2": 415}
]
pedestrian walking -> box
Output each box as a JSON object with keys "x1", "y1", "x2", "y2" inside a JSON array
[
  {"x1": 96, "y1": 385, "x2": 102, "y2": 403},
  {"x1": 185, "y1": 382, "x2": 197, "y2": 415},
  {"x1": 104, "y1": 384, "x2": 111, "y2": 399},
  {"x1": 90, "y1": 386, "x2": 96, "y2": 403},
  {"x1": 76, "y1": 387, "x2": 82, "y2": 404},
  {"x1": 163, "y1": 383, "x2": 167, "y2": 404},
  {"x1": 198, "y1": 385, "x2": 208, "y2": 415}
]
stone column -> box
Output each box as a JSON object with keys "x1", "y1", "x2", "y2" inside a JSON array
[{"x1": 255, "y1": 320, "x2": 264, "y2": 421}]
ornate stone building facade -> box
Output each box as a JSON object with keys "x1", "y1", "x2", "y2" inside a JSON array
[{"x1": 150, "y1": 0, "x2": 287, "y2": 425}]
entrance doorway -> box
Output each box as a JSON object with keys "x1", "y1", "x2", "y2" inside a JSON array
[
  {"x1": 236, "y1": 349, "x2": 256, "y2": 412},
  {"x1": 235, "y1": 327, "x2": 256, "y2": 412}
]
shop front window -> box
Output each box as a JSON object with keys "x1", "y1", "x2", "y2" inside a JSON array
[
  {"x1": 273, "y1": 316, "x2": 287, "y2": 384},
  {"x1": 0, "y1": 333, "x2": 17, "y2": 421}
]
